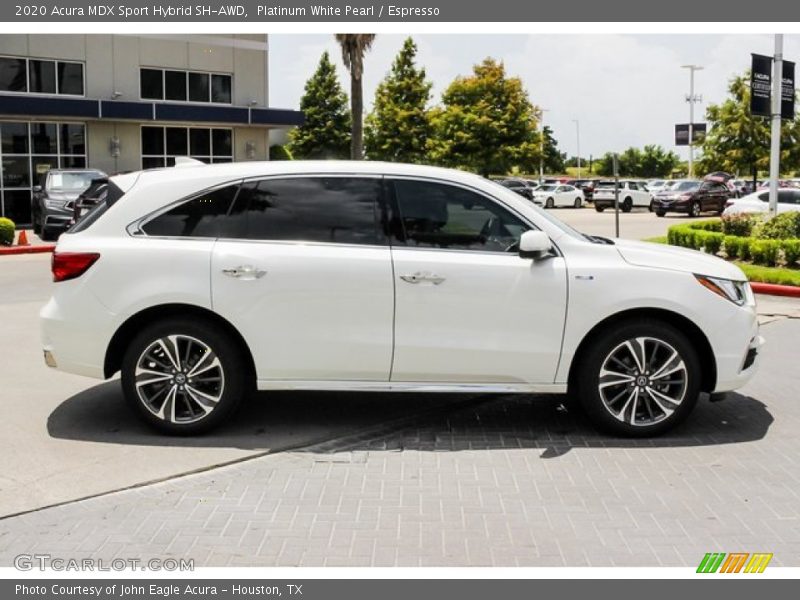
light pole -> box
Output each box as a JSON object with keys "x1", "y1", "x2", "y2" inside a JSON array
[
  {"x1": 537, "y1": 108, "x2": 549, "y2": 184},
  {"x1": 768, "y1": 34, "x2": 783, "y2": 217},
  {"x1": 572, "y1": 119, "x2": 581, "y2": 178},
  {"x1": 681, "y1": 64, "x2": 703, "y2": 178}
]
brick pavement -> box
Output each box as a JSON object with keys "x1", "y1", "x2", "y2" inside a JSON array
[{"x1": 1, "y1": 317, "x2": 798, "y2": 567}]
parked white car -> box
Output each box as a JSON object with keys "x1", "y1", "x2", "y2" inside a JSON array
[
  {"x1": 723, "y1": 189, "x2": 800, "y2": 216},
  {"x1": 593, "y1": 180, "x2": 653, "y2": 212},
  {"x1": 42, "y1": 161, "x2": 761, "y2": 437},
  {"x1": 531, "y1": 183, "x2": 585, "y2": 208},
  {"x1": 645, "y1": 180, "x2": 671, "y2": 195}
]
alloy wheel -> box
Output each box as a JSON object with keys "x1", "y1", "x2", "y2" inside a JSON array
[
  {"x1": 134, "y1": 334, "x2": 225, "y2": 424},
  {"x1": 597, "y1": 336, "x2": 688, "y2": 426}
]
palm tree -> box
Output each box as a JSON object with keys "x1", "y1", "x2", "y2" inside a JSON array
[{"x1": 335, "y1": 34, "x2": 376, "y2": 160}]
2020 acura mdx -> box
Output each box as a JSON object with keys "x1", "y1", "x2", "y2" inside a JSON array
[{"x1": 41, "y1": 161, "x2": 761, "y2": 436}]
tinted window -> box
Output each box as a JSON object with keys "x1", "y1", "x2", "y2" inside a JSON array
[
  {"x1": 0, "y1": 57, "x2": 27, "y2": 92},
  {"x1": 29, "y1": 60, "x2": 56, "y2": 93},
  {"x1": 142, "y1": 184, "x2": 239, "y2": 237},
  {"x1": 140, "y1": 68, "x2": 163, "y2": 100},
  {"x1": 164, "y1": 70, "x2": 187, "y2": 101},
  {"x1": 188, "y1": 72, "x2": 209, "y2": 102},
  {"x1": 211, "y1": 74, "x2": 232, "y2": 103},
  {"x1": 391, "y1": 179, "x2": 529, "y2": 253},
  {"x1": 57, "y1": 62, "x2": 83, "y2": 95},
  {"x1": 225, "y1": 177, "x2": 382, "y2": 245}
]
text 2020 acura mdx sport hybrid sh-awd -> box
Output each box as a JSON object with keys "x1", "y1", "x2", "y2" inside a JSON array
[{"x1": 41, "y1": 161, "x2": 762, "y2": 437}]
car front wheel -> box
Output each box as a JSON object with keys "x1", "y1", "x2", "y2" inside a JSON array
[
  {"x1": 121, "y1": 318, "x2": 248, "y2": 434},
  {"x1": 575, "y1": 319, "x2": 701, "y2": 437}
]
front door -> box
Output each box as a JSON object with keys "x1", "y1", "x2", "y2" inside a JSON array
[
  {"x1": 211, "y1": 176, "x2": 394, "y2": 382},
  {"x1": 387, "y1": 178, "x2": 568, "y2": 384}
]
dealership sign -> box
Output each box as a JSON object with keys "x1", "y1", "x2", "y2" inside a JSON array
[
  {"x1": 751, "y1": 53, "x2": 795, "y2": 119},
  {"x1": 675, "y1": 123, "x2": 706, "y2": 146}
]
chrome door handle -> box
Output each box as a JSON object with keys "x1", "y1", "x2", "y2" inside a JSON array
[
  {"x1": 400, "y1": 272, "x2": 446, "y2": 285},
  {"x1": 221, "y1": 265, "x2": 266, "y2": 280}
]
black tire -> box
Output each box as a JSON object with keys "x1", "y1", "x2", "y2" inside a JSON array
[
  {"x1": 649, "y1": 200, "x2": 655, "y2": 213},
  {"x1": 595, "y1": 205, "x2": 605, "y2": 213},
  {"x1": 574, "y1": 319, "x2": 701, "y2": 437},
  {"x1": 621, "y1": 198, "x2": 633, "y2": 213},
  {"x1": 689, "y1": 201, "x2": 700, "y2": 218},
  {"x1": 655, "y1": 211, "x2": 666, "y2": 217},
  {"x1": 574, "y1": 197, "x2": 582, "y2": 208},
  {"x1": 40, "y1": 226, "x2": 58, "y2": 242},
  {"x1": 545, "y1": 197, "x2": 554, "y2": 209},
  {"x1": 121, "y1": 317, "x2": 249, "y2": 435},
  {"x1": 32, "y1": 211, "x2": 42, "y2": 236}
]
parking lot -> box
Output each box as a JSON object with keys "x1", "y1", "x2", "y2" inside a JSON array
[{"x1": 1, "y1": 208, "x2": 799, "y2": 567}]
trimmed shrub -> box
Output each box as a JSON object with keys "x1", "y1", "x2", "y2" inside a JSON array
[
  {"x1": 691, "y1": 219, "x2": 723, "y2": 233},
  {"x1": 721, "y1": 213, "x2": 760, "y2": 237},
  {"x1": 783, "y1": 240, "x2": 800, "y2": 267},
  {"x1": 269, "y1": 144, "x2": 293, "y2": 161},
  {"x1": 700, "y1": 231, "x2": 723, "y2": 255},
  {"x1": 749, "y1": 240, "x2": 780, "y2": 267},
  {"x1": 753, "y1": 211, "x2": 800, "y2": 240},
  {"x1": 0, "y1": 217, "x2": 14, "y2": 246}
]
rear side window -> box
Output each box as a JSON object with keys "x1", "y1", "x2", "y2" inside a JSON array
[
  {"x1": 70, "y1": 181, "x2": 123, "y2": 234},
  {"x1": 223, "y1": 177, "x2": 383, "y2": 245},
  {"x1": 142, "y1": 184, "x2": 239, "y2": 237},
  {"x1": 390, "y1": 179, "x2": 529, "y2": 253}
]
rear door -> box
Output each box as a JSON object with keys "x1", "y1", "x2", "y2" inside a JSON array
[{"x1": 211, "y1": 175, "x2": 394, "y2": 382}]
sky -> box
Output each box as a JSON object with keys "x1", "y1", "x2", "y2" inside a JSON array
[{"x1": 268, "y1": 34, "x2": 800, "y2": 162}]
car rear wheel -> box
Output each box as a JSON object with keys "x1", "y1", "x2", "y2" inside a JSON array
[
  {"x1": 595, "y1": 205, "x2": 605, "y2": 213},
  {"x1": 545, "y1": 197, "x2": 554, "y2": 208},
  {"x1": 689, "y1": 201, "x2": 701, "y2": 218},
  {"x1": 655, "y1": 210, "x2": 666, "y2": 217},
  {"x1": 575, "y1": 319, "x2": 701, "y2": 437},
  {"x1": 121, "y1": 318, "x2": 248, "y2": 435},
  {"x1": 40, "y1": 226, "x2": 58, "y2": 242},
  {"x1": 649, "y1": 200, "x2": 655, "y2": 212},
  {"x1": 621, "y1": 198, "x2": 633, "y2": 213},
  {"x1": 574, "y1": 197, "x2": 582, "y2": 208}
]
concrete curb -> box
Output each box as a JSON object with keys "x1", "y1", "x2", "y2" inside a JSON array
[
  {"x1": 751, "y1": 282, "x2": 800, "y2": 298},
  {"x1": 0, "y1": 245, "x2": 56, "y2": 256}
]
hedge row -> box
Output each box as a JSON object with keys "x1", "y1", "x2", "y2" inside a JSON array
[{"x1": 667, "y1": 220, "x2": 800, "y2": 268}]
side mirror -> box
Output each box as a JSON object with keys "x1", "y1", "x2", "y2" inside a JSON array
[
  {"x1": 519, "y1": 230, "x2": 552, "y2": 260},
  {"x1": 32, "y1": 185, "x2": 42, "y2": 193}
]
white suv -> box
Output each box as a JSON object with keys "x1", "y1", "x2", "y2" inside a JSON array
[{"x1": 42, "y1": 161, "x2": 762, "y2": 436}]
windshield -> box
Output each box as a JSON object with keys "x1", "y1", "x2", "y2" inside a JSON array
[
  {"x1": 673, "y1": 181, "x2": 700, "y2": 192},
  {"x1": 47, "y1": 171, "x2": 103, "y2": 192},
  {"x1": 537, "y1": 184, "x2": 557, "y2": 192}
]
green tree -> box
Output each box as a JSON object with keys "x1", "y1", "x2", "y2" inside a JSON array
[
  {"x1": 288, "y1": 52, "x2": 351, "y2": 159},
  {"x1": 638, "y1": 145, "x2": 681, "y2": 178},
  {"x1": 365, "y1": 37, "x2": 432, "y2": 163},
  {"x1": 335, "y1": 34, "x2": 376, "y2": 160},
  {"x1": 428, "y1": 58, "x2": 540, "y2": 176},
  {"x1": 595, "y1": 145, "x2": 679, "y2": 178},
  {"x1": 698, "y1": 73, "x2": 800, "y2": 184},
  {"x1": 541, "y1": 125, "x2": 565, "y2": 174}
]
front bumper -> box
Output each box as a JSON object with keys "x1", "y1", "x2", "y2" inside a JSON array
[
  {"x1": 653, "y1": 200, "x2": 689, "y2": 213},
  {"x1": 711, "y1": 308, "x2": 763, "y2": 393}
]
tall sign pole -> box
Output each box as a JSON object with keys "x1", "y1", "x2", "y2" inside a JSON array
[
  {"x1": 682, "y1": 65, "x2": 703, "y2": 179},
  {"x1": 768, "y1": 34, "x2": 783, "y2": 217}
]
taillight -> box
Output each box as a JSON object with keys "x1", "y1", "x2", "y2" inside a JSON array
[
  {"x1": 52, "y1": 252, "x2": 100, "y2": 282},
  {"x1": 725, "y1": 200, "x2": 734, "y2": 207}
]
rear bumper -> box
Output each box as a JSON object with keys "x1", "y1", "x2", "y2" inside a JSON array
[{"x1": 40, "y1": 287, "x2": 113, "y2": 380}]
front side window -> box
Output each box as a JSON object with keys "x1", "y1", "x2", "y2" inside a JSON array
[
  {"x1": 390, "y1": 179, "x2": 530, "y2": 253},
  {"x1": 142, "y1": 184, "x2": 240, "y2": 238},
  {"x1": 224, "y1": 177, "x2": 383, "y2": 245}
]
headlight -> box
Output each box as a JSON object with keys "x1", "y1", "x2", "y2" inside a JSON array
[
  {"x1": 695, "y1": 274, "x2": 752, "y2": 306},
  {"x1": 45, "y1": 198, "x2": 66, "y2": 208}
]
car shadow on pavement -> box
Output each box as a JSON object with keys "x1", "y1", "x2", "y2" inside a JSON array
[{"x1": 47, "y1": 380, "x2": 773, "y2": 457}]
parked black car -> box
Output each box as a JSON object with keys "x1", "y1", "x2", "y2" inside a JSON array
[
  {"x1": 71, "y1": 177, "x2": 109, "y2": 225},
  {"x1": 494, "y1": 177, "x2": 537, "y2": 200},
  {"x1": 572, "y1": 179, "x2": 598, "y2": 201},
  {"x1": 32, "y1": 169, "x2": 106, "y2": 240},
  {"x1": 652, "y1": 179, "x2": 730, "y2": 217}
]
